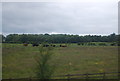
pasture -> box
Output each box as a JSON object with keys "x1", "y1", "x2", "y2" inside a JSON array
[{"x1": 2, "y1": 43, "x2": 118, "y2": 79}]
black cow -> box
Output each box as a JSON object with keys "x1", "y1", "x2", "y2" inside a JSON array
[
  {"x1": 110, "y1": 43, "x2": 117, "y2": 46},
  {"x1": 52, "y1": 45, "x2": 56, "y2": 47},
  {"x1": 50, "y1": 44, "x2": 56, "y2": 47},
  {"x1": 32, "y1": 43, "x2": 39, "y2": 47},
  {"x1": 43, "y1": 44, "x2": 49, "y2": 47}
]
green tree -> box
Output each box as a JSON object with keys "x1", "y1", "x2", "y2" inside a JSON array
[{"x1": 0, "y1": 34, "x2": 5, "y2": 43}]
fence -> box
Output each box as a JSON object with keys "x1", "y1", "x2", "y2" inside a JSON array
[
  {"x1": 2, "y1": 72, "x2": 120, "y2": 81},
  {"x1": 52, "y1": 71, "x2": 120, "y2": 79}
]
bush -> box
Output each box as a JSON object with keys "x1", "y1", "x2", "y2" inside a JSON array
[
  {"x1": 98, "y1": 43, "x2": 106, "y2": 46},
  {"x1": 35, "y1": 46, "x2": 55, "y2": 79},
  {"x1": 87, "y1": 42, "x2": 96, "y2": 46}
]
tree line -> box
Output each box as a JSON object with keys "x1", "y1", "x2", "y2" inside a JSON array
[{"x1": 1, "y1": 33, "x2": 120, "y2": 44}]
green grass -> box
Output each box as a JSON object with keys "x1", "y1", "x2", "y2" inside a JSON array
[{"x1": 2, "y1": 43, "x2": 118, "y2": 79}]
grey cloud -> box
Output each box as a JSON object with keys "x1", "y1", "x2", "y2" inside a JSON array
[{"x1": 2, "y1": 2, "x2": 118, "y2": 35}]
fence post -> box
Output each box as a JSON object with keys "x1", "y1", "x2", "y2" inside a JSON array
[
  {"x1": 9, "y1": 78, "x2": 12, "y2": 81},
  {"x1": 118, "y1": 72, "x2": 120, "y2": 79},
  {"x1": 67, "y1": 74, "x2": 70, "y2": 81},
  {"x1": 103, "y1": 72, "x2": 106, "y2": 79},
  {"x1": 29, "y1": 77, "x2": 31, "y2": 81},
  {"x1": 85, "y1": 73, "x2": 89, "y2": 79}
]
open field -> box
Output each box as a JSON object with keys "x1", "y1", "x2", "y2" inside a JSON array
[{"x1": 2, "y1": 43, "x2": 118, "y2": 79}]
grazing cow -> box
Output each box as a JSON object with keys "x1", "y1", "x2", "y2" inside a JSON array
[
  {"x1": 78, "y1": 43, "x2": 84, "y2": 45},
  {"x1": 110, "y1": 43, "x2": 117, "y2": 46},
  {"x1": 118, "y1": 44, "x2": 120, "y2": 46},
  {"x1": 32, "y1": 43, "x2": 39, "y2": 47},
  {"x1": 50, "y1": 44, "x2": 56, "y2": 47},
  {"x1": 60, "y1": 45, "x2": 67, "y2": 47},
  {"x1": 118, "y1": 42, "x2": 120, "y2": 46},
  {"x1": 43, "y1": 44, "x2": 49, "y2": 47},
  {"x1": 23, "y1": 43, "x2": 28, "y2": 46},
  {"x1": 52, "y1": 45, "x2": 56, "y2": 47}
]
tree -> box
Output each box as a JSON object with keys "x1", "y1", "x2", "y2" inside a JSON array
[
  {"x1": 0, "y1": 34, "x2": 5, "y2": 43},
  {"x1": 4, "y1": 33, "x2": 119, "y2": 44},
  {"x1": 5, "y1": 34, "x2": 20, "y2": 43},
  {"x1": 108, "y1": 33, "x2": 117, "y2": 42},
  {"x1": 19, "y1": 34, "x2": 30, "y2": 43}
]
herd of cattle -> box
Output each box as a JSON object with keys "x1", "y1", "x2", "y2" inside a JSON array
[
  {"x1": 23, "y1": 43, "x2": 67, "y2": 47},
  {"x1": 77, "y1": 42, "x2": 119, "y2": 46},
  {"x1": 23, "y1": 42, "x2": 119, "y2": 47}
]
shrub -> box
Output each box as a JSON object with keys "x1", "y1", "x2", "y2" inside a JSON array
[
  {"x1": 35, "y1": 46, "x2": 55, "y2": 79},
  {"x1": 98, "y1": 43, "x2": 106, "y2": 46}
]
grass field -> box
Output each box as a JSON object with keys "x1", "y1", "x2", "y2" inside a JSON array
[{"x1": 2, "y1": 43, "x2": 118, "y2": 79}]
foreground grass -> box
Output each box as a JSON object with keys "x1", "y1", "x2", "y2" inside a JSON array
[{"x1": 2, "y1": 43, "x2": 118, "y2": 79}]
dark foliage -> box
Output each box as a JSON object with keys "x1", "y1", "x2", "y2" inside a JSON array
[{"x1": 2, "y1": 33, "x2": 120, "y2": 44}]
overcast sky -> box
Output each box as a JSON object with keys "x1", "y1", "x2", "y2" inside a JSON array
[{"x1": 2, "y1": 0, "x2": 119, "y2": 35}]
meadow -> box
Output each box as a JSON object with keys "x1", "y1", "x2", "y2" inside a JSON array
[{"x1": 2, "y1": 43, "x2": 118, "y2": 79}]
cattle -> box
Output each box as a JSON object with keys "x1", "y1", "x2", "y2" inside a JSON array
[
  {"x1": 118, "y1": 42, "x2": 120, "y2": 46},
  {"x1": 110, "y1": 43, "x2": 117, "y2": 46},
  {"x1": 52, "y1": 45, "x2": 56, "y2": 47},
  {"x1": 23, "y1": 43, "x2": 28, "y2": 46},
  {"x1": 43, "y1": 44, "x2": 56, "y2": 47},
  {"x1": 60, "y1": 45, "x2": 67, "y2": 47},
  {"x1": 32, "y1": 43, "x2": 39, "y2": 47},
  {"x1": 77, "y1": 43, "x2": 84, "y2": 45},
  {"x1": 118, "y1": 43, "x2": 120, "y2": 46},
  {"x1": 43, "y1": 44, "x2": 49, "y2": 47},
  {"x1": 50, "y1": 44, "x2": 56, "y2": 47}
]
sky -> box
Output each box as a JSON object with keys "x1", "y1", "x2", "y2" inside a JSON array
[{"x1": 1, "y1": 0, "x2": 119, "y2": 36}]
